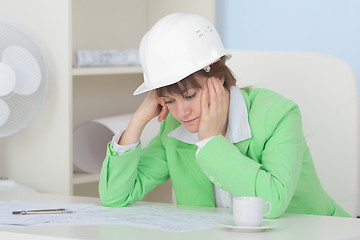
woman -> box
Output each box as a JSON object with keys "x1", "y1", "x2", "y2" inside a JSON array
[{"x1": 99, "y1": 13, "x2": 350, "y2": 218}]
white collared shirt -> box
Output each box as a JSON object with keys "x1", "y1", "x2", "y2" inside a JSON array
[{"x1": 112, "y1": 86, "x2": 251, "y2": 208}]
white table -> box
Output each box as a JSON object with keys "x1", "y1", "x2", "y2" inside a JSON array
[{"x1": 0, "y1": 191, "x2": 359, "y2": 240}]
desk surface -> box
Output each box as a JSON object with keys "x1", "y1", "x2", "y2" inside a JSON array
[{"x1": 0, "y1": 191, "x2": 359, "y2": 240}]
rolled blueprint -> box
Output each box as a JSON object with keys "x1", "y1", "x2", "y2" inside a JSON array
[
  {"x1": 73, "y1": 49, "x2": 140, "y2": 68},
  {"x1": 73, "y1": 114, "x2": 160, "y2": 173}
]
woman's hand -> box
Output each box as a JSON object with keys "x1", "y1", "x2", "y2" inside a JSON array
[
  {"x1": 119, "y1": 90, "x2": 168, "y2": 145},
  {"x1": 198, "y1": 77, "x2": 230, "y2": 141},
  {"x1": 134, "y1": 90, "x2": 169, "y2": 124}
]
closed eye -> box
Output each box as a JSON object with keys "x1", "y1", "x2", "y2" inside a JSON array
[{"x1": 185, "y1": 93, "x2": 196, "y2": 99}]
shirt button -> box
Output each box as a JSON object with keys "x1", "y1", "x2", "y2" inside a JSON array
[
  {"x1": 209, "y1": 176, "x2": 214, "y2": 182},
  {"x1": 215, "y1": 182, "x2": 222, "y2": 188},
  {"x1": 203, "y1": 170, "x2": 208, "y2": 176}
]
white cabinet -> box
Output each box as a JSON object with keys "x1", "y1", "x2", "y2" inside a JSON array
[{"x1": 0, "y1": 0, "x2": 214, "y2": 197}]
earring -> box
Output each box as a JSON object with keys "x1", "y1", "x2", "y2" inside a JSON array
[{"x1": 204, "y1": 65, "x2": 211, "y2": 72}]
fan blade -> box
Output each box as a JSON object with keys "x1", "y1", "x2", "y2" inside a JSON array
[
  {"x1": 0, "y1": 98, "x2": 10, "y2": 127},
  {"x1": 0, "y1": 62, "x2": 16, "y2": 96},
  {"x1": 1, "y1": 45, "x2": 41, "y2": 95}
]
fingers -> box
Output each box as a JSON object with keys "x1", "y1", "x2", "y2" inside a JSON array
[
  {"x1": 206, "y1": 77, "x2": 226, "y2": 112},
  {"x1": 158, "y1": 103, "x2": 169, "y2": 122},
  {"x1": 206, "y1": 78, "x2": 216, "y2": 110},
  {"x1": 201, "y1": 88, "x2": 209, "y2": 117},
  {"x1": 156, "y1": 97, "x2": 169, "y2": 122}
]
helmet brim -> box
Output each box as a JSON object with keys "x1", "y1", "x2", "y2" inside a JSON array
[
  {"x1": 133, "y1": 52, "x2": 232, "y2": 95},
  {"x1": 133, "y1": 82, "x2": 149, "y2": 95}
]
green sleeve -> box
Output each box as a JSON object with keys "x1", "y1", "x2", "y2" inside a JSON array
[
  {"x1": 99, "y1": 123, "x2": 169, "y2": 207},
  {"x1": 196, "y1": 104, "x2": 304, "y2": 218}
]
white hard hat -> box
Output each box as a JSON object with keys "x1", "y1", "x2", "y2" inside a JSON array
[{"x1": 134, "y1": 13, "x2": 231, "y2": 95}]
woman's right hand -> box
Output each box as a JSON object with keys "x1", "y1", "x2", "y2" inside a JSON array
[
  {"x1": 134, "y1": 90, "x2": 169, "y2": 124},
  {"x1": 119, "y1": 90, "x2": 168, "y2": 145}
]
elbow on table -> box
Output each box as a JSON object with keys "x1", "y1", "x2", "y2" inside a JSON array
[
  {"x1": 99, "y1": 187, "x2": 128, "y2": 207},
  {"x1": 99, "y1": 187, "x2": 141, "y2": 208},
  {"x1": 100, "y1": 194, "x2": 128, "y2": 208}
]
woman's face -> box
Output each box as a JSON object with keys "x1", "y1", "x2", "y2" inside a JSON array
[{"x1": 160, "y1": 76, "x2": 208, "y2": 133}]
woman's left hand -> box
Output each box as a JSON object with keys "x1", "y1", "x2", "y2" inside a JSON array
[{"x1": 198, "y1": 77, "x2": 230, "y2": 141}]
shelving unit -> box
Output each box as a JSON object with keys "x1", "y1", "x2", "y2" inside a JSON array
[
  {"x1": 0, "y1": 0, "x2": 215, "y2": 198},
  {"x1": 73, "y1": 173, "x2": 100, "y2": 185},
  {"x1": 72, "y1": 66, "x2": 143, "y2": 76}
]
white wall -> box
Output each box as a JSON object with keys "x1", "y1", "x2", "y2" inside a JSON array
[
  {"x1": 215, "y1": 0, "x2": 360, "y2": 97},
  {"x1": 0, "y1": 0, "x2": 72, "y2": 194}
]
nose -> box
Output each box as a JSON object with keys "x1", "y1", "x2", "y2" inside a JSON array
[{"x1": 176, "y1": 99, "x2": 191, "y2": 117}]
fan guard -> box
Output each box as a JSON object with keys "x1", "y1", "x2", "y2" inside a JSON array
[{"x1": 0, "y1": 22, "x2": 48, "y2": 137}]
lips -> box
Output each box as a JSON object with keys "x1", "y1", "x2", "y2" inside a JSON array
[{"x1": 182, "y1": 117, "x2": 199, "y2": 124}]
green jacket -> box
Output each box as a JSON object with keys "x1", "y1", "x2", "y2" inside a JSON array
[{"x1": 99, "y1": 88, "x2": 350, "y2": 218}]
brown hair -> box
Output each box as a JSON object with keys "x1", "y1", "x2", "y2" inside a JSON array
[{"x1": 156, "y1": 57, "x2": 236, "y2": 97}]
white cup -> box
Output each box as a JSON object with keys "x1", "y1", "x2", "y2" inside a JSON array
[{"x1": 233, "y1": 197, "x2": 271, "y2": 227}]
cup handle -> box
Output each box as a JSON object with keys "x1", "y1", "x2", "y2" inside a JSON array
[{"x1": 263, "y1": 201, "x2": 271, "y2": 217}]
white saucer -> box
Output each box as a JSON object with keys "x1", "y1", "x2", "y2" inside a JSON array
[{"x1": 220, "y1": 220, "x2": 277, "y2": 232}]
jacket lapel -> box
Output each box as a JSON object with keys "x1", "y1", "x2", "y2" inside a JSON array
[
  {"x1": 234, "y1": 138, "x2": 251, "y2": 155},
  {"x1": 175, "y1": 146, "x2": 215, "y2": 206}
]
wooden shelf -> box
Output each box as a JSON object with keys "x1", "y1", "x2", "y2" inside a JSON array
[
  {"x1": 73, "y1": 173, "x2": 100, "y2": 185},
  {"x1": 72, "y1": 66, "x2": 143, "y2": 76}
]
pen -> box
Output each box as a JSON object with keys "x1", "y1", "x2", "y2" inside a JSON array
[{"x1": 12, "y1": 208, "x2": 74, "y2": 215}]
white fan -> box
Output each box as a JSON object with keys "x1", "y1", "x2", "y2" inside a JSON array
[{"x1": 0, "y1": 22, "x2": 48, "y2": 138}]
